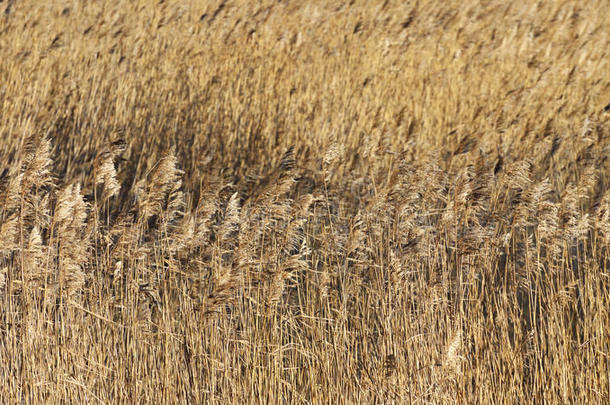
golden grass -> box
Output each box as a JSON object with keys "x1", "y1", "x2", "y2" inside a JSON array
[{"x1": 1, "y1": 0, "x2": 609, "y2": 403}]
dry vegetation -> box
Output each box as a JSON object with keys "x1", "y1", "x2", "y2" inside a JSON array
[{"x1": 0, "y1": 0, "x2": 609, "y2": 403}]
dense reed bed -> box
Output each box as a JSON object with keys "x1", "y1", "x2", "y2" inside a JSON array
[{"x1": 0, "y1": 0, "x2": 609, "y2": 403}]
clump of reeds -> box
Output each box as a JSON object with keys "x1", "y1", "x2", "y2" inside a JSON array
[{"x1": 0, "y1": 1, "x2": 609, "y2": 403}]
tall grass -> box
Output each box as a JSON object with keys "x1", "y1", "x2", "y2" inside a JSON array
[{"x1": 0, "y1": 0, "x2": 609, "y2": 403}]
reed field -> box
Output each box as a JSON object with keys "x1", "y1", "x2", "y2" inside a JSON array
[{"x1": 1, "y1": 0, "x2": 610, "y2": 403}]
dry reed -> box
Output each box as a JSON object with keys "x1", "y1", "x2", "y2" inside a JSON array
[{"x1": 0, "y1": 0, "x2": 609, "y2": 403}]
